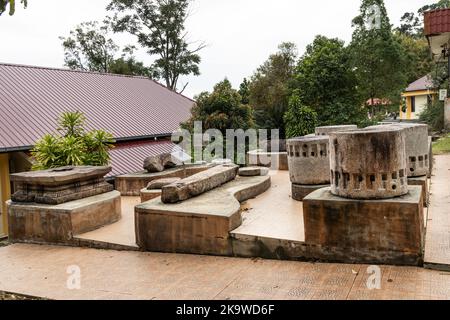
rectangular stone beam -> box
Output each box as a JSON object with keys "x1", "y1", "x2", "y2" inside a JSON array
[{"x1": 161, "y1": 165, "x2": 239, "y2": 204}]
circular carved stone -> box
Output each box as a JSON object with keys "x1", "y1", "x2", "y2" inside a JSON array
[
  {"x1": 315, "y1": 125, "x2": 358, "y2": 136},
  {"x1": 287, "y1": 136, "x2": 330, "y2": 185},
  {"x1": 329, "y1": 127, "x2": 408, "y2": 199},
  {"x1": 369, "y1": 123, "x2": 429, "y2": 177}
]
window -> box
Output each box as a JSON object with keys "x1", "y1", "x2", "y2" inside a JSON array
[{"x1": 411, "y1": 96, "x2": 416, "y2": 113}]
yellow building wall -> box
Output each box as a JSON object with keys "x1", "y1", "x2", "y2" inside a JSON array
[
  {"x1": 0, "y1": 153, "x2": 11, "y2": 236},
  {"x1": 400, "y1": 90, "x2": 437, "y2": 120}
]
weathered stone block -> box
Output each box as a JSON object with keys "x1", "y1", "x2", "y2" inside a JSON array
[
  {"x1": 303, "y1": 187, "x2": 424, "y2": 265},
  {"x1": 287, "y1": 136, "x2": 330, "y2": 185},
  {"x1": 161, "y1": 165, "x2": 239, "y2": 204},
  {"x1": 330, "y1": 127, "x2": 408, "y2": 199},
  {"x1": 238, "y1": 167, "x2": 269, "y2": 177},
  {"x1": 143, "y1": 153, "x2": 177, "y2": 173},
  {"x1": 135, "y1": 175, "x2": 271, "y2": 255},
  {"x1": 10, "y1": 166, "x2": 113, "y2": 205},
  {"x1": 140, "y1": 188, "x2": 162, "y2": 203},
  {"x1": 146, "y1": 178, "x2": 181, "y2": 190},
  {"x1": 291, "y1": 183, "x2": 329, "y2": 201},
  {"x1": 115, "y1": 164, "x2": 212, "y2": 196},
  {"x1": 315, "y1": 125, "x2": 357, "y2": 136},
  {"x1": 408, "y1": 176, "x2": 429, "y2": 207},
  {"x1": 247, "y1": 151, "x2": 288, "y2": 171},
  {"x1": 8, "y1": 191, "x2": 121, "y2": 244}
]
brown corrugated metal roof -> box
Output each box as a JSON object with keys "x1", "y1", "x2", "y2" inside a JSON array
[
  {"x1": 405, "y1": 75, "x2": 435, "y2": 92},
  {"x1": 108, "y1": 140, "x2": 176, "y2": 177},
  {"x1": 0, "y1": 63, "x2": 194, "y2": 150},
  {"x1": 424, "y1": 8, "x2": 450, "y2": 36}
]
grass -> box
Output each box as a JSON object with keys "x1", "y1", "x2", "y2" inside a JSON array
[{"x1": 433, "y1": 134, "x2": 450, "y2": 155}]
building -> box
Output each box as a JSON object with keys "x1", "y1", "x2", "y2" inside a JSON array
[
  {"x1": 0, "y1": 63, "x2": 195, "y2": 236},
  {"x1": 400, "y1": 75, "x2": 437, "y2": 120}
]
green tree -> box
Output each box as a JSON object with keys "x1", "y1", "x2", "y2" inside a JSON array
[
  {"x1": 284, "y1": 91, "x2": 318, "y2": 139},
  {"x1": 0, "y1": 0, "x2": 27, "y2": 16},
  {"x1": 295, "y1": 35, "x2": 366, "y2": 126},
  {"x1": 238, "y1": 78, "x2": 250, "y2": 105},
  {"x1": 60, "y1": 22, "x2": 154, "y2": 77},
  {"x1": 107, "y1": 0, "x2": 205, "y2": 93},
  {"x1": 182, "y1": 79, "x2": 254, "y2": 134},
  {"x1": 350, "y1": 0, "x2": 409, "y2": 110},
  {"x1": 31, "y1": 112, "x2": 115, "y2": 170},
  {"x1": 248, "y1": 42, "x2": 298, "y2": 138}
]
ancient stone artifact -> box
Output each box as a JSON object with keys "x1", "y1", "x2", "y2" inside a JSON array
[
  {"x1": 315, "y1": 125, "x2": 358, "y2": 136},
  {"x1": 161, "y1": 164, "x2": 239, "y2": 203},
  {"x1": 238, "y1": 167, "x2": 269, "y2": 177},
  {"x1": 10, "y1": 166, "x2": 114, "y2": 205},
  {"x1": 330, "y1": 126, "x2": 408, "y2": 199},
  {"x1": 146, "y1": 178, "x2": 181, "y2": 190},
  {"x1": 143, "y1": 153, "x2": 177, "y2": 173},
  {"x1": 369, "y1": 123, "x2": 429, "y2": 177}
]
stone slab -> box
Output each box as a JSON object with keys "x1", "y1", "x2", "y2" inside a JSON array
[
  {"x1": 238, "y1": 167, "x2": 269, "y2": 177},
  {"x1": 147, "y1": 178, "x2": 181, "y2": 190},
  {"x1": 302, "y1": 187, "x2": 425, "y2": 266},
  {"x1": 247, "y1": 151, "x2": 288, "y2": 171},
  {"x1": 291, "y1": 183, "x2": 329, "y2": 201},
  {"x1": 115, "y1": 164, "x2": 212, "y2": 196},
  {"x1": 135, "y1": 175, "x2": 271, "y2": 256},
  {"x1": 7, "y1": 191, "x2": 121, "y2": 245},
  {"x1": 161, "y1": 164, "x2": 239, "y2": 204},
  {"x1": 408, "y1": 176, "x2": 429, "y2": 207},
  {"x1": 140, "y1": 189, "x2": 162, "y2": 203}
]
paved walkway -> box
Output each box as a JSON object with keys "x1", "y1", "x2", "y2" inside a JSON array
[
  {"x1": 0, "y1": 244, "x2": 449, "y2": 300},
  {"x1": 425, "y1": 155, "x2": 450, "y2": 271}
]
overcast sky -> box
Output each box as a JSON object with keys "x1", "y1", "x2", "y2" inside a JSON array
[{"x1": 0, "y1": 0, "x2": 432, "y2": 98}]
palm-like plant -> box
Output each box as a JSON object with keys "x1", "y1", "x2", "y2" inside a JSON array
[{"x1": 58, "y1": 111, "x2": 86, "y2": 137}]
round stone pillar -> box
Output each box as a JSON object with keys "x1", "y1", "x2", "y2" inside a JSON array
[
  {"x1": 287, "y1": 136, "x2": 330, "y2": 185},
  {"x1": 369, "y1": 123, "x2": 429, "y2": 177},
  {"x1": 330, "y1": 127, "x2": 408, "y2": 199},
  {"x1": 315, "y1": 125, "x2": 358, "y2": 136}
]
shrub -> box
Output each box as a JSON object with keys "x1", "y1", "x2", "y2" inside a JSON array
[
  {"x1": 31, "y1": 112, "x2": 115, "y2": 170},
  {"x1": 284, "y1": 92, "x2": 318, "y2": 139},
  {"x1": 420, "y1": 100, "x2": 445, "y2": 132}
]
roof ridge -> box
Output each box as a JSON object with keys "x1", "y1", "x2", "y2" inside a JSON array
[{"x1": 0, "y1": 62, "x2": 196, "y2": 102}]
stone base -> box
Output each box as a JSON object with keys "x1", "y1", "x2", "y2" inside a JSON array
[
  {"x1": 7, "y1": 191, "x2": 121, "y2": 245},
  {"x1": 140, "y1": 188, "x2": 162, "y2": 203},
  {"x1": 115, "y1": 164, "x2": 212, "y2": 196},
  {"x1": 408, "y1": 176, "x2": 429, "y2": 207},
  {"x1": 247, "y1": 151, "x2": 288, "y2": 171},
  {"x1": 135, "y1": 176, "x2": 271, "y2": 256},
  {"x1": 302, "y1": 187, "x2": 424, "y2": 266},
  {"x1": 291, "y1": 184, "x2": 329, "y2": 201}
]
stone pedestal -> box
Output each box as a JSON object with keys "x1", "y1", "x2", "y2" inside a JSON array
[
  {"x1": 247, "y1": 151, "x2": 288, "y2": 171},
  {"x1": 140, "y1": 188, "x2": 162, "y2": 203},
  {"x1": 303, "y1": 187, "x2": 424, "y2": 265},
  {"x1": 8, "y1": 191, "x2": 121, "y2": 244},
  {"x1": 291, "y1": 183, "x2": 328, "y2": 201},
  {"x1": 315, "y1": 125, "x2": 357, "y2": 136},
  {"x1": 408, "y1": 176, "x2": 429, "y2": 207},
  {"x1": 445, "y1": 98, "x2": 450, "y2": 131}
]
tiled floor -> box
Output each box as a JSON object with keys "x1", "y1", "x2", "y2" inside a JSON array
[
  {"x1": 232, "y1": 171, "x2": 305, "y2": 241},
  {"x1": 424, "y1": 155, "x2": 450, "y2": 270},
  {"x1": 0, "y1": 244, "x2": 448, "y2": 300}
]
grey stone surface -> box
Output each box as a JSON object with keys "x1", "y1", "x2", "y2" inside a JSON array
[
  {"x1": 10, "y1": 166, "x2": 113, "y2": 205},
  {"x1": 211, "y1": 159, "x2": 233, "y2": 165},
  {"x1": 8, "y1": 191, "x2": 121, "y2": 245},
  {"x1": 146, "y1": 178, "x2": 181, "y2": 190},
  {"x1": 247, "y1": 151, "x2": 289, "y2": 171},
  {"x1": 330, "y1": 126, "x2": 409, "y2": 199},
  {"x1": 302, "y1": 186, "x2": 424, "y2": 266},
  {"x1": 287, "y1": 136, "x2": 330, "y2": 185},
  {"x1": 238, "y1": 167, "x2": 269, "y2": 177},
  {"x1": 143, "y1": 153, "x2": 177, "y2": 173},
  {"x1": 315, "y1": 125, "x2": 358, "y2": 136},
  {"x1": 370, "y1": 123, "x2": 430, "y2": 177},
  {"x1": 136, "y1": 175, "x2": 271, "y2": 255},
  {"x1": 291, "y1": 184, "x2": 328, "y2": 201},
  {"x1": 161, "y1": 164, "x2": 239, "y2": 203}
]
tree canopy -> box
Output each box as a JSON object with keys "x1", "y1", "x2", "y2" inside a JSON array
[
  {"x1": 248, "y1": 42, "x2": 298, "y2": 138},
  {"x1": 107, "y1": 0, "x2": 205, "y2": 93}
]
